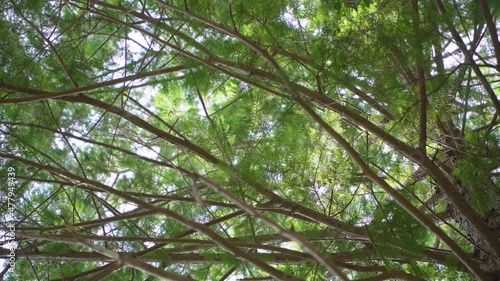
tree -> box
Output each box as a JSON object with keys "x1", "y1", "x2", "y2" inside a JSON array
[{"x1": 1, "y1": 0, "x2": 499, "y2": 280}]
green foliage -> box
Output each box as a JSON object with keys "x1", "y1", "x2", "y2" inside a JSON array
[{"x1": 1, "y1": 0, "x2": 499, "y2": 280}]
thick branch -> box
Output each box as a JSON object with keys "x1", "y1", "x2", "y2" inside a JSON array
[
  {"x1": 292, "y1": 96, "x2": 491, "y2": 281},
  {"x1": 479, "y1": 0, "x2": 500, "y2": 70}
]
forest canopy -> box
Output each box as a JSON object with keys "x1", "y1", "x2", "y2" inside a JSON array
[{"x1": 1, "y1": 0, "x2": 500, "y2": 280}]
